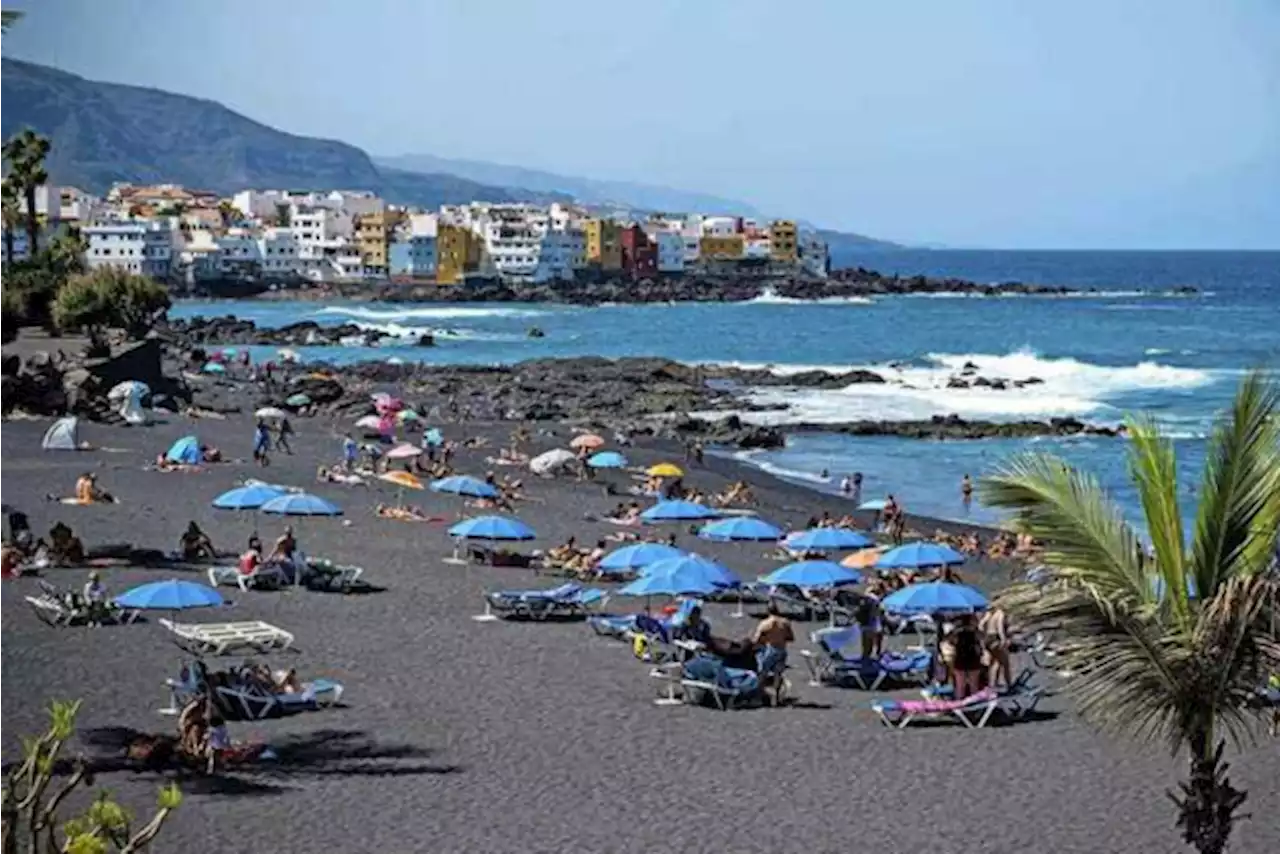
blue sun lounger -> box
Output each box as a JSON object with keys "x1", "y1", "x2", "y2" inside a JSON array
[
  {"x1": 680, "y1": 654, "x2": 767, "y2": 710},
  {"x1": 484, "y1": 583, "x2": 606, "y2": 620}
]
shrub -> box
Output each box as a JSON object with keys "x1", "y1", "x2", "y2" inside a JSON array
[{"x1": 52, "y1": 269, "x2": 170, "y2": 341}]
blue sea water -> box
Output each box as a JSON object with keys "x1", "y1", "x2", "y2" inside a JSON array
[{"x1": 172, "y1": 250, "x2": 1280, "y2": 530}]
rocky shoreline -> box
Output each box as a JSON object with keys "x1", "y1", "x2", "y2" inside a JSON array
[{"x1": 245, "y1": 267, "x2": 1199, "y2": 306}]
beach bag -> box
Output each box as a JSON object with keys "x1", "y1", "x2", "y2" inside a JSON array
[{"x1": 632, "y1": 634, "x2": 649, "y2": 660}]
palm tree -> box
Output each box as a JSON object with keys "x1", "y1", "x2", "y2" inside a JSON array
[
  {"x1": 980, "y1": 370, "x2": 1280, "y2": 854},
  {"x1": 1, "y1": 179, "x2": 20, "y2": 264},
  {"x1": 2, "y1": 129, "x2": 51, "y2": 255}
]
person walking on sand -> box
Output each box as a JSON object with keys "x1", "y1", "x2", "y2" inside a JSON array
[
  {"x1": 276, "y1": 416, "x2": 295, "y2": 455},
  {"x1": 342, "y1": 433, "x2": 358, "y2": 472},
  {"x1": 252, "y1": 420, "x2": 271, "y2": 467},
  {"x1": 752, "y1": 602, "x2": 795, "y2": 702},
  {"x1": 961, "y1": 473, "x2": 973, "y2": 509}
]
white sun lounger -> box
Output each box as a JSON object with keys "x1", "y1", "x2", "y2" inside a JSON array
[
  {"x1": 25, "y1": 581, "x2": 139, "y2": 627},
  {"x1": 159, "y1": 619, "x2": 295, "y2": 656},
  {"x1": 207, "y1": 563, "x2": 289, "y2": 592}
]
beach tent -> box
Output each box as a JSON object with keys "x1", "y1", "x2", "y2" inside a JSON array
[
  {"x1": 165, "y1": 435, "x2": 202, "y2": 465},
  {"x1": 530, "y1": 449, "x2": 577, "y2": 476},
  {"x1": 42, "y1": 417, "x2": 82, "y2": 451}
]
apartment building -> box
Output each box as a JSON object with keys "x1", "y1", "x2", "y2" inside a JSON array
[
  {"x1": 769, "y1": 220, "x2": 798, "y2": 262},
  {"x1": 619, "y1": 225, "x2": 657, "y2": 278},
  {"x1": 83, "y1": 221, "x2": 174, "y2": 279},
  {"x1": 583, "y1": 218, "x2": 622, "y2": 270},
  {"x1": 699, "y1": 234, "x2": 745, "y2": 260}
]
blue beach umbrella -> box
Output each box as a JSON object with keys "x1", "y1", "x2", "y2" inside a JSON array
[
  {"x1": 598, "y1": 543, "x2": 685, "y2": 574},
  {"x1": 212, "y1": 483, "x2": 287, "y2": 510},
  {"x1": 587, "y1": 451, "x2": 628, "y2": 469},
  {"x1": 876, "y1": 541, "x2": 966, "y2": 570},
  {"x1": 449, "y1": 515, "x2": 536, "y2": 541},
  {"x1": 431, "y1": 475, "x2": 498, "y2": 499},
  {"x1": 640, "y1": 554, "x2": 740, "y2": 589},
  {"x1": 880, "y1": 581, "x2": 989, "y2": 615},
  {"x1": 115, "y1": 580, "x2": 224, "y2": 611},
  {"x1": 260, "y1": 493, "x2": 342, "y2": 516},
  {"x1": 758, "y1": 560, "x2": 863, "y2": 588},
  {"x1": 698, "y1": 517, "x2": 783, "y2": 542},
  {"x1": 640, "y1": 500, "x2": 719, "y2": 523},
  {"x1": 424, "y1": 428, "x2": 445, "y2": 447},
  {"x1": 201, "y1": 362, "x2": 226, "y2": 374},
  {"x1": 618, "y1": 559, "x2": 727, "y2": 598},
  {"x1": 786, "y1": 528, "x2": 875, "y2": 552},
  {"x1": 858, "y1": 499, "x2": 888, "y2": 511},
  {"x1": 165, "y1": 435, "x2": 202, "y2": 465}
]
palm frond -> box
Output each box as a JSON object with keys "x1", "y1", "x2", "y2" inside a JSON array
[
  {"x1": 1126, "y1": 415, "x2": 1192, "y2": 624},
  {"x1": 1190, "y1": 370, "x2": 1280, "y2": 597}
]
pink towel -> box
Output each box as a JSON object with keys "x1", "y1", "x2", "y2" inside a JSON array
[{"x1": 898, "y1": 688, "x2": 997, "y2": 714}]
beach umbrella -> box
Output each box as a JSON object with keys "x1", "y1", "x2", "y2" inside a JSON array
[
  {"x1": 449, "y1": 515, "x2": 536, "y2": 541},
  {"x1": 698, "y1": 517, "x2": 783, "y2": 542},
  {"x1": 254, "y1": 406, "x2": 288, "y2": 419},
  {"x1": 260, "y1": 493, "x2": 342, "y2": 517},
  {"x1": 431, "y1": 475, "x2": 498, "y2": 499},
  {"x1": 212, "y1": 483, "x2": 287, "y2": 510},
  {"x1": 619, "y1": 556, "x2": 730, "y2": 598},
  {"x1": 841, "y1": 547, "x2": 887, "y2": 569},
  {"x1": 115, "y1": 580, "x2": 224, "y2": 611},
  {"x1": 355, "y1": 415, "x2": 382, "y2": 431},
  {"x1": 876, "y1": 541, "x2": 966, "y2": 570},
  {"x1": 530, "y1": 448, "x2": 577, "y2": 475},
  {"x1": 570, "y1": 433, "x2": 605, "y2": 451},
  {"x1": 107, "y1": 380, "x2": 149, "y2": 401},
  {"x1": 647, "y1": 463, "x2": 684, "y2": 478},
  {"x1": 201, "y1": 362, "x2": 226, "y2": 374},
  {"x1": 285, "y1": 393, "x2": 311, "y2": 407},
  {"x1": 640, "y1": 554, "x2": 740, "y2": 588},
  {"x1": 880, "y1": 581, "x2": 988, "y2": 615},
  {"x1": 587, "y1": 450, "x2": 628, "y2": 469},
  {"x1": 424, "y1": 428, "x2": 444, "y2": 447},
  {"x1": 858, "y1": 499, "x2": 888, "y2": 511},
  {"x1": 785, "y1": 528, "x2": 874, "y2": 552},
  {"x1": 385, "y1": 442, "x2": 422, "y2": 461},
  {"x1": 759, "y1": 560, "x2": 863, "y2": 588},
  {"x1": 165, "y1": 435, "x2": 202, "y2": 465},
  {"x1": 598, "y1": 543, "x2": 686, "y2": 574},
  {"x1": 380, "y1": 471, "x2": 424, "y2": 490},
  {"x1": 641, "y1": 500, "x2": 718, "y2": 523},
  {"x1": 397, "y1": 409, "x2": 421, "y2": 424}
]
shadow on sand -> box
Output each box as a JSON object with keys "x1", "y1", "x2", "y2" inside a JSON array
[{"x1": 75, "y1": 727, "x2": 462, "y2": 796}]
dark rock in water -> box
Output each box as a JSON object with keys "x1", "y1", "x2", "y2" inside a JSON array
[
  {"x1": 162, "y1": 316, "x2": 397, "y2": 348},
  {"x1": 813, "y1": 415, "x2": 1119, "y2": 440},
  {"x1": 948, "y1": 377, "x2": 970, "y2": 389},
  {"x1": 1013, "y1": 377, "x2": 1044, "y2": 387},
  {"x1": 528, "y1": 327, "x2": 545, "y2": 338},
  {"x1": 415, "y1": 334, "x2": 434, "y2": 347},
  {"x1": 961, "y1": 361, "x2": 979, "y2": 374}
]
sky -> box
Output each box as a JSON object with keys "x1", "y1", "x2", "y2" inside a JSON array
[{"x1": 4, "y1": 0, "x2": 1279, "y2": 249}]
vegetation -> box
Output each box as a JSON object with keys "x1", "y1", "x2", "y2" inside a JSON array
[
  {"x1": 52, "y1": 269, "x2": 170, "y2": 344},
  {"x1": 981, "y1": 371, "x2": 1280, "y2": 854},
  {"x1": 2, "y1": 179, "x2": 20, "y2": 263},
  {"x1": 3, "y1": 129, "x2": 52, "y2": 256},
  {"x1": 0, "y1": 700, "x2": 180, "y2": 853}
]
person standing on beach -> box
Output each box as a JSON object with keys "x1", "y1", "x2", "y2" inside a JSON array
[
  {"x1": 277, "y1": 417, "x2": 295, "y2": 455},
  {"x1": 253, "y1": 420, "x2": 271, "y2": 467},
  {"x1": 961, "y1": 474, "x2": 973, "y2": 509},
  {"x1": 342, "y1": 433, "x2": 358, "y2": 472},
  {"x1": 752, "y1": 602, "x2": 795, "y2": 700}
]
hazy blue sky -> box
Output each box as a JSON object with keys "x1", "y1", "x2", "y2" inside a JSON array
[{"x1": 5, "y1": 0, "x2": 1278, "y2": 248}]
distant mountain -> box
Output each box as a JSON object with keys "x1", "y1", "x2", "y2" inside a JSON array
[{"x1": 0, "y1": 59, "x2": 566, "y2": 209}]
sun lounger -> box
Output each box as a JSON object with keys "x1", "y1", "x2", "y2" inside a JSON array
[
  {"x1": 25, "y1": 581, "x2": 138, "y2": 627},
  {"x1": 159, "y1": 619, "x2": 295, "y2": 656},
  {"x1": 483, "y1": 583, "x2": 607, "y2": 620},
  {"x1": 589, "y1": 613, "x2": 639, "y2": 638},
  {"x1": 160, "y1": 661, "x2": 342, "y2": 720},
  {"x1": 872, "y1": 687, "x2": 1000, "y2": 729},
  {"x1": 680, "y1": 655, "x2": 773, "y2": 710},
  {"x1": 207, "y1": 562, "x2": 288, "y2": 591},
  {"x1": 303, "y1": 559, "x2": 364, "y2": 592},
  {"x1": 801, "y1": 626, "x2": 864, "y2": 685}
]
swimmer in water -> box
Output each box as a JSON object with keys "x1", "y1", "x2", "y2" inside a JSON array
[{"x1": 820, "y1": 468, "x2": 830, "y2": 480}]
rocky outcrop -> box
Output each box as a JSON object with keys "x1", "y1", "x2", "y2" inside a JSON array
[
  {"x1": 807, "y1": 414, "x2": 1119, "y2": 440},
  {"x1": 1, "y1": 352, "x2": 68, "y2": 416},
  {"x1": 161, "y1": 316, "x2": 434, "y2": 348}
]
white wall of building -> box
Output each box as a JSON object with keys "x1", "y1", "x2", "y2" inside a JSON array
[
  {"x1": 258, "y1": 227, "x2": 301, "y2": 277},
  {"x1": 83, "y1": 222, "x2": 174, "y2": 278},
  {"x1": 654, "y1": 232, "x2": 685, "y2": 272},
  {"x1": 700, "y1": 215, "x2": 738, "y2": 237}
]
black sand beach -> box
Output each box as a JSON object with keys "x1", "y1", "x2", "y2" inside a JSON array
[{"x1": 3, "y1": 413, "x2": 1278, "y2": 854}]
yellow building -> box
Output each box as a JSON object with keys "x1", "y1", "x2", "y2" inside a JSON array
[
  {"x1": 699, "y1": 234, "x2": 745, "y2": 260},
  {"x1": 436, "y1": 223, "x2": 483, "y2": 284},
  {"x1": 355, "y1": 211, "x2": 402, "y2": 272},
  {"x1": 583, "y1": 218, "x2": 622, "y2": 270},
  {"x1": 769, "y1": 220, "x2": 798, "y2": 262}
]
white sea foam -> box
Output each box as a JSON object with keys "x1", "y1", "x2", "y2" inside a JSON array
[
  {"x1": 745, "y1": 287, "x2": 874, "y2": 306},
  {"x1": 317, "y1": 305, "x2": 547, "y2": 322},
  {"x1": 701, "y1": 348, "x2": 1215, "y2": 425},
  {"x1": 732, "y1": 449, "x2": 835, "y2": 485},
  {"x1": 1145, "y1": 347, "x2": 1197, "y2": 356}
]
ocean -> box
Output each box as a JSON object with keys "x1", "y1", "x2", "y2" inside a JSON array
[{"x1": 171, "y1": 249, "x2": 1280, "y2": 530}]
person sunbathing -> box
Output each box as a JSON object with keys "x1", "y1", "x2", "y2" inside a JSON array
[
  {"x1": 178, "y1": 696, "x2": 209, "y2": 758},
  {"x1": 48, "y1": 522, "x2": 85, "y2": 565},
  {"x1": 200, "y1": 445, "x2": 223, "y2": 463},
  {"x1": 180, "y1": 522, "x2": 216, "y2": 561},
  {"x1": 151, "y1": 454, "x2": 201, "y2": 473},
  {"x1": 72, "y1": 472, "x2": 116, "y2": 504}
]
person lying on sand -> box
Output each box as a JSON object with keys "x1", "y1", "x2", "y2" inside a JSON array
[
  {"x1": 374, "y1": 503, "x2": 441, "y2": 523},
  {"x1": 180, "y1": 522, "x2": 216, "y2": 562},
  {"x1": 201, "y1": 445, "x2": 223, "y2": 463},
  {"x1": 713, "y1": 481, "x2": 756, "y2": 507},
  {"x1": 462, "y1": 436, "x2": 489, "y2": 449},
  {"x1": 317, "y1": 465, "x2": 367, "y2": 486},
  {"x1": 150, "y1": 454, "x2": 203, "y2": 473}
]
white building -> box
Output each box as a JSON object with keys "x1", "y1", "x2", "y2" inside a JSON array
[
  {"x1": 258, "y1": 227, "x2": 301, "y2": 278},
  {"x1": 744, "y1": 237, "x2": 772, "y2": 260},
  {"x1": 653, "y1": 231, "x2": 685, "y2": 272},
  {"x1": 232, "y1": 189, "x2": 383, "y2": 225},
  {"x1": 83, "y1": 221, "x2": 174, "y2": 279},
  {"x1": 798, "y1": 231, "x2": 829, "y2": 278},
  {"x1": 34, "y1": 186, "x2": 103, "y2": 223},
  {"x1": 700, "y1": 215, "x2": 738, "y2": 237}
]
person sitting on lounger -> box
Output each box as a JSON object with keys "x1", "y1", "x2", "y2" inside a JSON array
[
  {"x1": 178, "y1": 696, "x2": 208, "y2": 758},
  {"x1": 268, "y1": 526, "x2": 297, "y2": 567},
  {"x1": 239, "y1": 536, "x2": 263, "y2": 577},
  {"x1": 81, "y1": 570, "x2": 109, "y2": 623},
  {"x1": 180, "y1": 522, "x2": 216, "y2": 561},
  {"x1": 48, "y1": 523, "x2": 85, "y2": 565},
  {"x1": 674, "y1": 604, "x2": 713, "y2": 646}
]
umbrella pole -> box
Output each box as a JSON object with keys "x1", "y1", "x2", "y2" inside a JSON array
[{"x1": 732, "y1": 587, "x2": 746, "y2": 619}]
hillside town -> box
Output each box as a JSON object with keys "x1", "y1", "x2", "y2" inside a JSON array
[{"x1": 6, "y1": 183, "x2": 830, "y2": 288}]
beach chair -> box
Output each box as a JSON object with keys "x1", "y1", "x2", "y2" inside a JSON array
[
  {"x1": 207, "y1": 562, "x2": 288, "y2": 592},
  {"x1": 679, "y1": 655, "x2": 768, "y2": 710},
  {"x1": 160, "y1": 662, "x2": 342, "y2": 720},
  {"x1": 25, "y1": 581, "x2": 137, "y2": 627},
  {"x1": 159, "y1": 619, "x2": 295, "y2": 656},
  {"x1": 588, "y1": 613, "x2": 639, "y2": 639},
  {"x1": 871, "y1": 687, "x2": 1000, "y2": 729},
  {"x1": 302, "y1": 560, "x2": 364, "y2": 591},
  {"x1": 800, "y1": 626, "x2": 866, "y2": 686},
  {"x1": 482, "y1": 583, "x2": 607, "y2": 621}
]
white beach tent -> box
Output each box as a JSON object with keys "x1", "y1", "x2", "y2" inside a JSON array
[
  {"x1": 530, "y1": 448, "x2": 577, "y2": 476},
  {"x1": 108, "y1": 380, "x2": 152, "y2": 426},
  {"x1": 42, "y1": 417, "x2": 83, "y2": 451}
]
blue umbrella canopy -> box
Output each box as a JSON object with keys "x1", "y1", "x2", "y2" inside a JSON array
[
  {"x1": 639, "y1": 554, "x2": 740, "y2": 589},
  {"x1": 876, "y1": 541, "x2": 966, "y2": 569},
  {"x1": 260, "y1": 493, "x2": 342, "y2": 516},
  {"x1": 758, "y1": 560, "x2": 863, "y2": 588},
  {"x1": 785, "y1": 528, "x2": 874, "y2": 551},
  {"x1": 431, "y1": 475, "x2": 498, "y2": 499},
  {"x1": 598, "y1": 543, "x2": 685, "y2": 572},
  {"x1": 115, "y1": 580, "x2": 224, "y2": 611},
  {"x1": 201, "y1": 362, "x2": 227, "y2": 374},
  {"x1": 285, "y1": 393, "x2": 311, "y2": 407},
  {"x1": 424, "y1": 428, "x2": 445, "y2": 447},
  {"x1": 449, "y1": 515, "x2": 536, "y2": 541},
  {"x1": 698, "y1": 517, "x2": 783, "y2": 542},
  {"x1": 858, "y1": 499, "x2": 889, "y2": 511},
  {"x1": 880, "y1": 581, "x2": 989, "y2": 615},
  {"x1": 212, "y1": 483, "x2": 287, "y2": 510},
  {"x1": 640, "y1": 500, "x2": 719, "y2": 523},
  {"x1": 587, "y1": 450, "x2": 628, "y2": 469},
  {"x1": 618, "y1": 559, "x2": 726, "y2": 598}
]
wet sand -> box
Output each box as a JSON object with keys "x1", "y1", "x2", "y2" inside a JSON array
[{"x1": 2, "y1": 413, "x2": 1277, "y2": 854}]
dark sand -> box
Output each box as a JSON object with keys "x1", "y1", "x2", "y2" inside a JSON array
[{"x1": 2, "y1": 414, "x2": 1277, "y2": 854}]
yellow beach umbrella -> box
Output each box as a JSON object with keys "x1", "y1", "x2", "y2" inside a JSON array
[
  {"x1": 841, "y1": 547, "x2": 886, "y2": 569},
  {"x1": 647, "y1": 463, "x2": 685, "y2": 478},
  {"x1": 379, "y1": 470, "x2": 424, "y2": 506}
]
